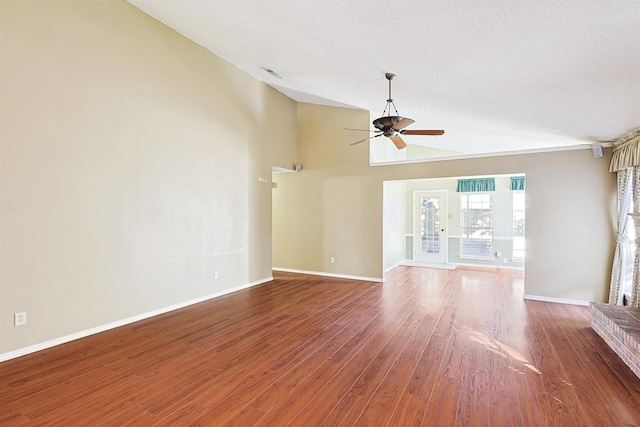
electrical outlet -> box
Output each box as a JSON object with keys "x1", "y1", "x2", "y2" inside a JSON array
[
  {"x1": 214, "y1": 271, "x2": 219, "y2": 279},
  {"x1": 503, "y1": 258, "x2": 508, "y2": 264},
  {"x1": 14, "y1": 312, "x2": 26, "y2": 326},
  {"x1": 330, "y1": 257, "x2": 335, "y2": 264}
]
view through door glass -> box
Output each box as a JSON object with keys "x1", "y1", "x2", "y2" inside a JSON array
[{"x1": 414, "y1": 191, "x2": 447, "y2": 264}]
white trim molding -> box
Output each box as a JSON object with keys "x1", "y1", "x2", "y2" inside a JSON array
[
  {"x1": 401, "y1": 261, "x2": 457, "y2": 270},
  {"x1": 272, "y1": 267, "x2": 383, "y2": 283},
  {"x1": 448, "y1": 235, "x2": 513, "y2": 241},
  {"x1": 0, "y1": 277, "x2": 273, "y2": 363},
  {"x1": 449, "y1": 262, "x2": 524, "y2": 271},
  {"x1": 385, "y1": 260, "x2": 406, "y2": 273},
  {"x1": 523, "y1": 294, "x2": 590, "y2": 306},
  {"x1": 371, "y1": 143, "x2": 604, "y2": 167},
  {"x1": 458, "y1": 255, "x2": 496, "y2": 261}
]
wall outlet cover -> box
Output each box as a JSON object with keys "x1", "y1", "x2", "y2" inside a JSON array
[{"x1": 14, "y1": 312, "x2": 27, "y2": 326}]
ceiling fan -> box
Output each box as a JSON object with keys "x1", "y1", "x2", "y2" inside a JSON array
[{"x1": 348, "y1": 73, "x2": 444, "y2": 149}]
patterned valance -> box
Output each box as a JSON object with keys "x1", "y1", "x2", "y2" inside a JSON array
[
  {"x1": 610, "y1": 129, "x2": 640, "y2": 172},
  {"x1": 456, "y1": 178, "x2": 495, "y2": 192},
  {"x1": 511, "y1": 176, "x2": 525, "y2": 191}
]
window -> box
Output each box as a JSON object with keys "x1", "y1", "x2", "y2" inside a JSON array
[
  {"x1": 512, "y1": 191, "x2": 525, "y2": 259},
  {"x1": 460, "y1": 193, "x2": 493, "y2": 257}
]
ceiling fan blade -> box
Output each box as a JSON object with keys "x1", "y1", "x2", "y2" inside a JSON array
[
  {"x1": 390, "y1": 135, "x2": 407, "y2": 149},
  {"x1": 402, "y1": 129, "x2": 445, "y2": 136},
  {"x1": 392, "y1": 118, "x2": 415, "y2": 131},
  {"x1": 349, "y1": 133, "x2": 383, "y2": 146},
  {"x1": 344, "y1": 127, "x2": 377, "y2": 132}
]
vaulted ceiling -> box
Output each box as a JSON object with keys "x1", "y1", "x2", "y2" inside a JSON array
[{"x1": 129, "y1": 0, "x2": 639, "y2": 156}]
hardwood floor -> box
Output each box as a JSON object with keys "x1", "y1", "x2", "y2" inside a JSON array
[{"x1": 1, "y1": 266, "x2": 639, "y2": 426}]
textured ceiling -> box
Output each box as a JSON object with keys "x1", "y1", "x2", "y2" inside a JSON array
[{"x1": 129, "y1": 0, "x2": 639, "y2": 155}]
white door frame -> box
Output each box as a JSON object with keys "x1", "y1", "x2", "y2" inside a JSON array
[{"x1": 413, "y1": 190, "x2": 448, "y2": 264}]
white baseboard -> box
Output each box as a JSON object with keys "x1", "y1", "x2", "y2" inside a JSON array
[
  {"x1": 523, "y1": 294, "x2": 590, "y2": 306},
  {"x1": 0, "y1": 277, "x2": 273, "y2": 363},
  {"x1": 400, "y1": 261, "x2": 457, "y2": 270},
  {"x1": 384, "y1": 260, "x2": 406, "y2": 273},
  {"x1": 272, "y1": 267, "x2": 383, "y2": 283},
  {"x1": 449, "y1": 262, "x2": 524, "y2": 271}
]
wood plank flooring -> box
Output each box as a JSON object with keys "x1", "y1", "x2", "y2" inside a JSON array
[{"x1": 1, "y1": 266, "x2": 639, "y2": 426}]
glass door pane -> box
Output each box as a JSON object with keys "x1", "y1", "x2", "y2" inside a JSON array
[
  {"x1": 414, "y1": 190, "x2": 447, "y2": 264},
  {"x1": 420, "y1": 197, "x2": 440, "y2": 255}
]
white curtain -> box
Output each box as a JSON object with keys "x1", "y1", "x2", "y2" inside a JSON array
[
  {"x1": 609, "y1": 168, "x2": 633, "y2": 305},
  {"x1": 609, "y1": 129, "x2": 640, "y2": 306},
  {"x1": 632, "y1": 169, "x2": 640, "y2": 307}
]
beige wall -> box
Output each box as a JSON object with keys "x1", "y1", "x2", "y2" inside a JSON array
[
  {"x1": 0, "y1": 0, "x2": 296, "y2": 356},
  {"x1": 273, "y1": 104, "x2": 380, "y2": 278},
  {"x1": 274, "y1": 103, "x2": 617, "y2": 303}
]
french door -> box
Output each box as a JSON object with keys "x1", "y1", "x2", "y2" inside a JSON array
[{"x1": 413, "y1": 190, "x2": 448, "y2": 264}]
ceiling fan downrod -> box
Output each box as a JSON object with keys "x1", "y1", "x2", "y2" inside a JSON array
[{"x1": 382, "y1": 72, "x2": 400, "y2": 118}]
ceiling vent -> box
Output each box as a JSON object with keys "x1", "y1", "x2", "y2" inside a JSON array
[{"x1": 263, "y1": 67, "x2": 284, "y2": 79}]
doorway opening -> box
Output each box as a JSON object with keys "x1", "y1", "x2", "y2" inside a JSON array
[{"x1": 382, "y1": 174, "x2": 525, "y2": 273}]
